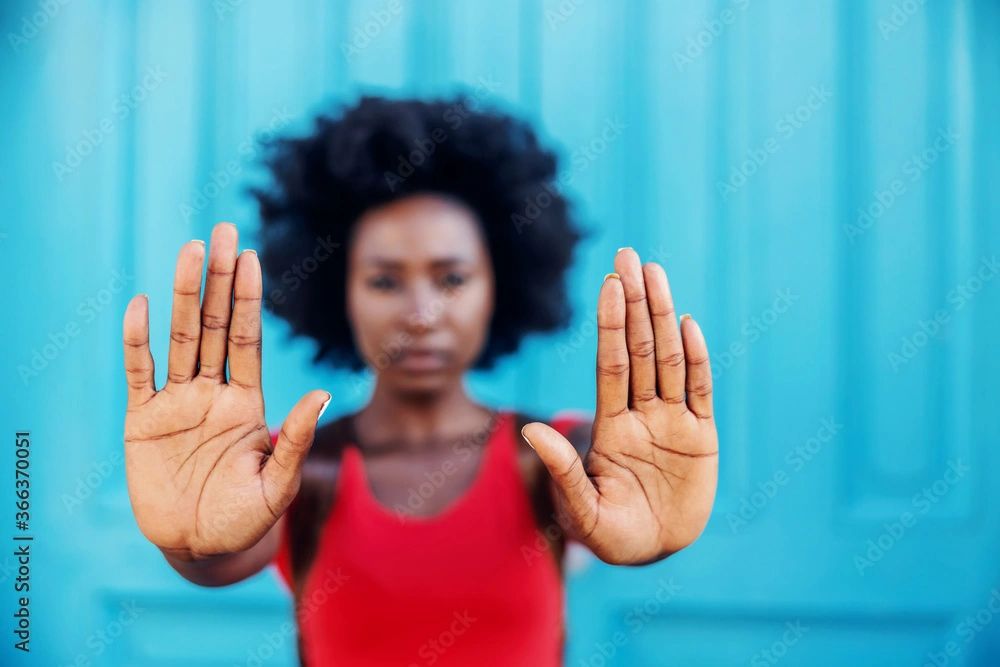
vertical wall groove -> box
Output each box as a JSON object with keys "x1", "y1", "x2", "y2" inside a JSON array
[{"x1": 835, "y1": 1, "x2": 871, "y2": 515}]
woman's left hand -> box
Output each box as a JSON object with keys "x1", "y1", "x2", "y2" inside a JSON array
[{"x1": 522, "y1": 248, "x2": 718, "y2": 565}]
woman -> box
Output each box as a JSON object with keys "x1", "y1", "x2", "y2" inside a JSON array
[{"x1": 122, "y1": 97, "x2": 718, "y2": 665}]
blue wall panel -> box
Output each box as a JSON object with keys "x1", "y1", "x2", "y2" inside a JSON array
[{"x1": 2, "y1": 1, "x2": 998, "y2": 665}]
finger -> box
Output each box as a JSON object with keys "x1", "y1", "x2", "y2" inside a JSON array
[
  {"x1": 123, "y1": 294, "x2": 156, "y2": 406},
  {"x1": 167, "y1": 240, "x2": 206, "y2": 384},
  {"x1": 681, "y1": 315, "x2": 713, "y2": 419},
  {"x1": 643, "y1": 262, "x2": 686, "y2": 406},
  {"x1": 198, "y1": 223, "x2": 239, "y2": 381},
  {"x1": 596, "y1": 272, "x2": 629, "y2": 418},
  {"x1": 521, "y1": 421, "x2": 599, "y2": 536},
  {"x1": 262, "y1": 390, "x2": 331, "y2": 512},
  {"x1": 614, "y1": 248, "x2": 658, "y2": 404},
  {"x1": 228, "y1": 249, "x2": 263, "y2": 389}
]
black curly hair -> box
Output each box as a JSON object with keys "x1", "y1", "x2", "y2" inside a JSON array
[{"x1": 250, "y1": 95, "x2": 584, "y2": 371}]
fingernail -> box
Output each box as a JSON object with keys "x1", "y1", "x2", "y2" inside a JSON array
[
  {"x1": 190, "y1": 239, "x2": 205, "y2": 246},
  {"x1": 680, "y1": 313, "x2": 692, "y2": 322},
  {"x1": 241, "y1": 248, "x2": 257, "y2": 256},
  {"x1": 318, "y1": 393, "x2": 332, "y2": 420},
  {"x1": 616, "y1": 246, "x2": 632, "y2": 253},
  {"x1": 604, "y1": 272, "x2": 621, "y2": 282},
  {"x1": 520, "y1": 425, "x2": 534, "y2": 450}
]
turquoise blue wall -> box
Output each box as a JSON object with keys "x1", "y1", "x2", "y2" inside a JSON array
[{"x1": 2, "y1": 1, "x2": 999, "y2": 665}]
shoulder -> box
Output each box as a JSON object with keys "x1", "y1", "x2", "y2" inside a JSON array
[
  {"x1": 508, "y1": 409, "x2": 591, "y2": 432},
  {"x1": 508, "y1": 410, "x2": 594, "y2": 561},
  {"x1": 549, "y1": 409, "x2": 592, "y2": 445},
  {"x1": 306, "y1": 413, "x2": 356, "y2": 473},
  {"x1": 508, "y1": 409, "x2": 592, "y2": 459},
  {"x1": 277, "y1": 414, "x2": 353, "y2": 555},
  {"x1": 269, "y1": 413, "x2": 355, "y2": 491}
]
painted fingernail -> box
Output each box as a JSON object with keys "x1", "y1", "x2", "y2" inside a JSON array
[
  {"x1": 680, "y1": 313, "x2": 692, "y2": 322},
  {"x1": 520, "y1": 425, "x2": 534, "y2": 450},
  {"x1": 318, "y1": 393, "x2": 332, "y2": 420},
  {"x1": 604, "y1": 272, "x2": 621, "y2": 282}
]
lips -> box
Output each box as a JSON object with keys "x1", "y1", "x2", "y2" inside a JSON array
[{"x1": 397, "y1": 348, "x2": 449, "y2": 372}]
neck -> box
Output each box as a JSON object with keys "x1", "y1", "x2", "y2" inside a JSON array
[{"x1": 354, "y1": 375, "x2": 492, "y2": 450}]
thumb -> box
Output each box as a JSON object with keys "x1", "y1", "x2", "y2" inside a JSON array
[
  {"x1": 261, "y1": 389, "x2": 331, "y2": 511},
  {"x1": 521, "y1": 421, "x2": 599, "y2": 537}
]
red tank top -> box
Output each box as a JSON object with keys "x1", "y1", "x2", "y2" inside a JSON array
[{"x1": 272, "y1": 411, "x2": 582, "y2": 666}]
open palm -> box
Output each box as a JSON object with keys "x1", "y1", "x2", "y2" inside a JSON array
[
  {"x1": 523, "y1": 248, "x2": 718, "y2": 565},
  {"x1": 122, "y1": 223, "x2": 328, "y2": 561}
]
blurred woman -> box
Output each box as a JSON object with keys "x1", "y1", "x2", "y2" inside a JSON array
[{"x1": 121, "y1": 97, "x2": 719, "y2": 666}]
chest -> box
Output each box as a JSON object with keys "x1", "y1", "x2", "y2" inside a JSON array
[{"x1": 358, "y1": 440, "x2": 542, "y2": 519}]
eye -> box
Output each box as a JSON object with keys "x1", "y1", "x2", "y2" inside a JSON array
[
  {"x1": 440, "y1": 272, "x2": 467, "y2": 290},
  {"x1": 367, "y1": 275, "x2": 399, "y2": 291}
]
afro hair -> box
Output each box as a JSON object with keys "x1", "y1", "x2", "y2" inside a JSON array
[{"x1": 250, "y1": 95, "x2": 584, "y2": 371}]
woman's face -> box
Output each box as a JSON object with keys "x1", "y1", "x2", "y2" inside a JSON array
[{"x1": 346, "y1": 194, "x2": 496, "y2": 396}]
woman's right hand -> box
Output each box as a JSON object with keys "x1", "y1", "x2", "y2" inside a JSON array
[{"x1": 122, "y1": 222, "x2": 329, "y2": 562}]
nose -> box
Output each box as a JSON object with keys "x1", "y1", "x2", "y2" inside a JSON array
[{"x1": 402, "y1": 281, "x2": 443, "y2": 334}]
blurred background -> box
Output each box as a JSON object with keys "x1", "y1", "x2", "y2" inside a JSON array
[{"x1": 2, "y1": 1, "x2": 1000, "y2": 665}]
